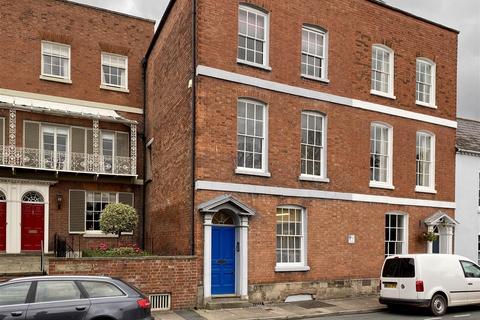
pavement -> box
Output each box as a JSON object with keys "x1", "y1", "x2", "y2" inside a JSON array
[{"x1": 153, "y1": 296, "x2": 385, "y2": 320}]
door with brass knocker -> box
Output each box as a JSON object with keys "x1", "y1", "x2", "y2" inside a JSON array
[{"x1": 211, "y1": 226, "x2": 236, "y2": 295}]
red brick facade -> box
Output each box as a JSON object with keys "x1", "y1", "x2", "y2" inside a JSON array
[
  {"x1": 145, "y1": 0, "x2": 194, "y2": 256},
  {"x1": 0, "y1": 0, "x2": 154, "y2": 253},
  {"x1": 146, "y1": 0, "x2": 458, "y2": 304}
]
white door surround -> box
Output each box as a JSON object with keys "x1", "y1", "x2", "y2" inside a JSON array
[
  {"x1": 199, "y1": 194, "x2": 255, "y2": 302},
  {"x1": 425, "y1": 211, "x2": 458, "y2": 254},
  {"x1": 0, "y1": 178, "x2": 55, "y2": 253}
]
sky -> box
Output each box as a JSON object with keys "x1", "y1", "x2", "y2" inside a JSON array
[{"x1": 73, "y1": 0, "x2": 480, "y2": 120}]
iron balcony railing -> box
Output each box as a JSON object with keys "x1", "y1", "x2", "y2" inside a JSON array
[{"x1": 0, "y1": 146, "x2": 135, "y2": 175}]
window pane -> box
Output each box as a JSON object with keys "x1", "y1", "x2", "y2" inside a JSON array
[
  {"x1": 0, "y1": 282, "x2": 31, "y2": 306},
  {"x1": 80, "y1": 281, "x2": 125, "y2": 298},
  {"x1": 238, "y1": 7, "x2": 267, "y2": 64},
  {"x1": 276, "y1": 207, "x2": 304, "y2": 264},
  {"x1": 36, "y1": 281, "x2": 81, "y2": 302},
  {"x1": 384, "y1": 214, "x2": 405, "y2": 258},
  {"x1": 237, "y1": 100, "x2": 265, "y2": 170},
  {"x1": 301, "y1": 112, "x2": 325, "y2": 176}
]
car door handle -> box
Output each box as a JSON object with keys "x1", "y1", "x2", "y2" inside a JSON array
[
  {"x1": 11, "y1": 311, "x2": 23, "y2": 317},
  {"x1": 468, "y1": 283, "x2": 473, "y2": 285},
  {"x1": 75, "y1": 306, "x2": 87, "y2": 311}
]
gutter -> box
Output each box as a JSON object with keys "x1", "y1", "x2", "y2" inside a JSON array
[
  {"x1": 141, "y1": 57, "x2": 148, "y2": 250},
  {"x1": 456, "y1": 147, "x2": 480, "y2": 157}
]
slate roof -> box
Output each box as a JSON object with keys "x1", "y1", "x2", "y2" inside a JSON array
[{"x1": 456, "y1": 118, "x2": 480, "y2": 155}]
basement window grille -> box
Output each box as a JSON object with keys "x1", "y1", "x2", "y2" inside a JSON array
[{"x1": 149, "y1": 293, "x2": 171, "y2": 311}]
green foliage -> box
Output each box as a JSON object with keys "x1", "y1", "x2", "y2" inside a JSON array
[
  {"x1": 100, "y1": 203, "x2": 138, "y2": 236},
  {"x1": 82, "y1": 245, "x2": 149, "y2": 257},
  {"x1": 422, "y1": 231, "x2": 439, "y2": 242}
]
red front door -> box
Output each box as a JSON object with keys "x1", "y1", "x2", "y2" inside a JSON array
[
  {"x1": 0, "y1": 202, "x2": 6, "y2": 251},
  {"x1": 21, "y1": 203, "x2": 44, "y2": 251}
]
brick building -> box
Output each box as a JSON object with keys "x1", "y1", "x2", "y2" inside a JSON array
[
  {"x1": 0, "y1": 0, "x2": 154, "y2": 254},
  {"x1": 145, "y1": 0, "x2": 459, "y2": 304}
]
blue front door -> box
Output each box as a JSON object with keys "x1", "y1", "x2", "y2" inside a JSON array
[{"x1": 212, "y1": 226, "x2": 236, "y2": 295}]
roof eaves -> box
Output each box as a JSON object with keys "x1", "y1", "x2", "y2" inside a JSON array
[
  {"x1": 145, "y1": 0, "x2": 178, "y2": 62},
  {"x1": 62, "y1": 0, "x2": 156, "y2": 24},
  {"x1": 366, "y1": 0, "x2": 460, "y2": 34}
]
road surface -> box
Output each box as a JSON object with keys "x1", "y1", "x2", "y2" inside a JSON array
[{"x1": 310, "y1": 305, "x2": 480, "y2": 319}]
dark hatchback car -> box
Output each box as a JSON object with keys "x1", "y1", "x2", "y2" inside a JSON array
[{"x1": 0, "y1": 276, "x2": 154, "y2": 320}]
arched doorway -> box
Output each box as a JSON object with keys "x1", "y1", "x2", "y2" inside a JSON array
[
  {"x1": 199, "y1": 194, "x2": 256, "y2": 302},
  {"x1": 21, "y1": 191, "x2": 45, "y2": 251},
  {"x1": 0, "y1": 190, "x2": 6, "y2": 251},
  {"x1": 211, "y1": 210, "x2": 237, "y2": 295}
]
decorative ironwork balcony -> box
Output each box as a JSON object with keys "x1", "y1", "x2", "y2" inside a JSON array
[{"x1": 0, "y1": 146, "x2": 135, "y2": 176}]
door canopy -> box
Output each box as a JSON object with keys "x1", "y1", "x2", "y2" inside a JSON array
[
  {"x1": 424, "y1": 211, "x2": 459, "y2": 227},
  {"x1": 199, "y1": 194, "x2": 256, "y2": 217}
]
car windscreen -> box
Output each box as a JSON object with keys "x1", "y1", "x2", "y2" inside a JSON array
[{"x1": 382, "y1": 258, "x2": 415, "y2": 278}]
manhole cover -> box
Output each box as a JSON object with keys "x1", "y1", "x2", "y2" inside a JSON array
[{"x1": 291, "y1": 300, "x2": 335, "y2": 309}]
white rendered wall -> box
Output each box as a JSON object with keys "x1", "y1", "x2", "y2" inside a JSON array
[{"x1": 455, "y1": 154, "x2": 480, "y2": 262}]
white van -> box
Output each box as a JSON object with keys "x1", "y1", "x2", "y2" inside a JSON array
[{"x1": 380, "y1": 254, "x2": 480, "y2": 316}]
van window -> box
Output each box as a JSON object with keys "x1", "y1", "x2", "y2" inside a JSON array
[
  {"x1": 460, "y1": 261, "x2": 480, "y2": 278},
  {"x1": 382, "y1": 258, "x2": 415, "y2": 278}
]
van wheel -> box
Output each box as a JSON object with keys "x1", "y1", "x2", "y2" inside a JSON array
[{"x1": 430, "y1": 294, "x2": 447, "y2": 316}]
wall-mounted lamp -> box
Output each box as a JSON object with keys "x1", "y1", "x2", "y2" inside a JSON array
[{"x1": 57, "y1": 193, "x2": 63, "y2": 210}]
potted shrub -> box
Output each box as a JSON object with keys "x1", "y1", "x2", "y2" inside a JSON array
[
  {"x1": 100, "y1": 203, "x2": 138, "y2": 237},
  {"x1": 422, "y1": 231, "x2": 439, "y2": 242}
]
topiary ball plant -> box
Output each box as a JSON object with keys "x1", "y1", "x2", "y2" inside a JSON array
[{"x1": 100, "y1": 203, "x2": 138, "y2": 237}]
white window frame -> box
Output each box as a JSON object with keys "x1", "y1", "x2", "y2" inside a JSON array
[
  {"x1": 385, "y1": 213, "x2": 408, "y2": 258},
  {"x1": 101, "y1": 131, "x2": 115, "y2": 174},
  {"x1": 275, "y1": 205, "x2": 310, "y2": 272},
  {"x1": 40, "y1": 41, "x2": 72, "y2": 83},
  {"x1": 237, "y1": 4, "x2": 270, "y2": 70},
  {"x1": 415, "y1": 131, "x2": 436, "y2": 194},
  {"x1": 299, "y1": 111, "x2": 329, "y2": 182},
  {"x1": 416, "y1": 58, "x2": 436, "y2": 108},
  {"x1": 85, "y1": 191, "x2": 118, "y2": 235},
  {"x1": 235, "y1": 98, "x2": 270, "y2": 177},
  {"x1": 301, "y1": 25, "x2": 329, "y2": 83},
  {"x1": 41, "y1": 125, "x2": 70, "y2": 170},
  {"x1": 370, "y1": 45, "x2": 395, "y2": 99},
  {"x1": 100, "y1": 52, "x2": 129, "y2": 92},
  {"x1": 369, "y1": 122, "x2": 394, "y2": 189},
  {"x1": 478, "y1": 173, "x2": 480, "y2": 213}
]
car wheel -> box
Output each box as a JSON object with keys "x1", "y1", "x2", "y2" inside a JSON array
[{"x1": 430, "y1": 294, "x2": 447, "y2": 316}]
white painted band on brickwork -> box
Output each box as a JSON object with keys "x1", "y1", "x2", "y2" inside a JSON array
[
  {"x1": 196, "y1": 65, "x2": 457, "y2": 129},
  {"x1": 195, "y1": 180, "x2": 456, "y2": 209},
  {"x1": 0, "y1": 88, "x2": 143, "y2": 115}
]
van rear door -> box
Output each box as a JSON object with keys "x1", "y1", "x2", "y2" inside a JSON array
[
  {"x1": 396, "y1": 258, "x2": 417, "y2": 300},
  {"x1": 381, "y1": 257, "x2": 416, "y2": 300}
]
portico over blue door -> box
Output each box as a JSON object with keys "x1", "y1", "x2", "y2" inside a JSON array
[{"x1": 211, "y1": 226, "x2": 236, "y2": 295}]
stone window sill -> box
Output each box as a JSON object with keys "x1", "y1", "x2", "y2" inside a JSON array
[
  {"x1": 275, "y1": 265, "x2": 310, "y2": 272},
  {"x1": 235, "y1": 168, "x2": 271, "y2": 178},
  {"x1": 299, "y1": 175, "x2": 330, "y2": 183},
  {"x1": 370, "y1": 89, "x2": 396, "y2": 100},
  {"x1": 100, "y1": 84, "x2": 130, "y2": 93},
  {"x1": 39, "y1": 74, "x2": 72, "y2": 84},
  {"x1": 236, "y1": 59, "x2": 272, "y2": 71}
]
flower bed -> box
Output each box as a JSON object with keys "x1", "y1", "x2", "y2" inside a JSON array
[{"x1": 82, "y1": 243, "x2": 150, "y2": 257}]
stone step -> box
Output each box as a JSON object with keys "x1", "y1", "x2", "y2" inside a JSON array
[{"x1": 206, "y1": 297, "x2": 251, "y2": 310}]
